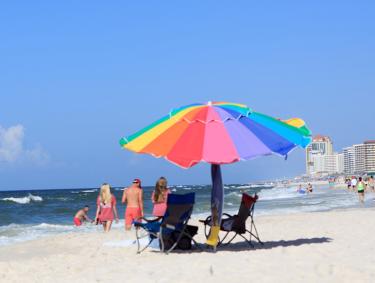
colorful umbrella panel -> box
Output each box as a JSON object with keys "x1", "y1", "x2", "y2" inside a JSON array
[{"x1": 120, "y1": 102, "x2": 312, "y2": 168}]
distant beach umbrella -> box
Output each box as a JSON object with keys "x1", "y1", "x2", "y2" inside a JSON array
[{"x1": 120, "y1": 101, "x2": 312, "y2": 246}]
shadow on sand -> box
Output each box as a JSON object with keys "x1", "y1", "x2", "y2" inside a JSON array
[
  {"x1": 149, "y1": 237, "x2": 333, "y2": 254},
  {"x1": 215, "y1": 237, "x2": 333, "y2": 252}
]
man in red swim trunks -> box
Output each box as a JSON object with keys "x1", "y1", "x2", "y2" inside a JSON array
[
  {"x1": 73, "y1": 205, "x2": 93, "y2": 226},
  {"x1": 122, "y1": 179, "x2": 144, "y2": 231}
]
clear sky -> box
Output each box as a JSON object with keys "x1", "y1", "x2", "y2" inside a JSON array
[{"x1": 1, "y1": 1, "x2": 374, "y2": 190}]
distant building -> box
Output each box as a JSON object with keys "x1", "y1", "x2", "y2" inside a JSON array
[
  {"x1": 306, "y1": 135, "x2": 342, "y2": 175},
  {"x1": 337, "y1": 153, "x2": 344, "y2": 174},
  {"x1": 343, "y1": 146, "x2": 355, "y2": 174},
  {"x1": 307, "y1": 137, "x2": 375, "y2": 176},
  {"x1": 353, "y1": 144, "x2": 366, "y2": 174},
  {"x1": 343, "y1": 142, "x2": 375, "y2": 175},
  {"x1": 364, "y1": 140, "x2": 375, "y2": 174}
]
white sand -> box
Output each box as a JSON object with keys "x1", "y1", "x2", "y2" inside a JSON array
[{"x1": 1, "y1": 209, "x2": 375, "y2": 283}]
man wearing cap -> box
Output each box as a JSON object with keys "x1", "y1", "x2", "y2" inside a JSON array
[{"x1": 122, "y1": 179, "x2": 144, "y2": 231}]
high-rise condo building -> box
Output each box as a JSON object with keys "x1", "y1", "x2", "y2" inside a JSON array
[
  {"x1": 353, "y1": 144, "x2": 366, "y2": 174},
  {"x1": 306, "y1": 135, "x2": 342, "y2": 175},
  {"x1": 343, "y1": 146, "x2": 355, "y2": 174},
  {"x1": 364, "y1": 140, "x2": 375, "y2": 175}
]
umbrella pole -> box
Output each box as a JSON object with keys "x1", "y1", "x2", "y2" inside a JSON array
[
  {"x1": 206, "y1": 164, "x2": 224, "y2": 248},
  {"x1": 211, "y1": 164, "x2": 224, "y2": 226}
]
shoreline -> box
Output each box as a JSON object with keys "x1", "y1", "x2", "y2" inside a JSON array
[
  {"x1": 1, "y1": 208, "x2": 375, "y2": 282},
  {"x1": 2, "y1": 184, "x2": 374, "y2": 248}
]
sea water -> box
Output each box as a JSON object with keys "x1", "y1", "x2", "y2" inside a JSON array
[{"x1": 0, "y1": 184, "x2": 374, "y2": 246}]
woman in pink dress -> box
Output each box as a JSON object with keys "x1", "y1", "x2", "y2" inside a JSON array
[
  {"x1": 95, "y1": 183, "x2": 119, "y2": 232},
  {"x1": 151, "y1": 177, "x2": 171, "y2": 217}
]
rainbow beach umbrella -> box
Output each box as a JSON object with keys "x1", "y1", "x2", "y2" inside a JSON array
[{"x1": 120, "y1": 101, "x2": 312, "y2": 245}]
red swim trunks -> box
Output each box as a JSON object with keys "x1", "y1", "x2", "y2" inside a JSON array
[
  {"x1": 125, "y1": 207, "x2": 142, "y2": 226},
  {"x1": 73, "y1": 217, "x2": 82, "y2": 226}
]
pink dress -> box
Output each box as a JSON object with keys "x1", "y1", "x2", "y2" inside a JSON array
[
  {"x1": 97, "y1": 194, "x2": 116, "y2": 222},
  {"x1": 152, "y1": 189, "x2": 171, "y2": 217}
]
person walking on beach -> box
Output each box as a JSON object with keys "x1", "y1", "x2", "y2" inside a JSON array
[
  {"x1": 95, "y1": 183, "x2": 119, "y2": 232},
  {"x1": 73, "y1": 205, "x2": 93, "y2": 226},
  {"x1": 351, "y1": 177, "x2": 358, "y2": 191},
  {"x1": 151, "y1": 177, "x2": 171, "y2": 217},
  {"x1": 368, "y1": 176, "x2": 375, "y2": 192},
  {"x1": 346, "y1": 178, "x2": 352, "y2": 190},
  {"x1": 357, "y1": 177, "x2": 366, "y2": 204},
  {"x1": 122, "y1": 178, "x2": 144, "y2": 231}
]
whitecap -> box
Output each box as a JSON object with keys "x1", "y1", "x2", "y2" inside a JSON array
[
  {"x1": 236, "y1": 185, "x2": 252, "y2": 189},
  {"x1": 1, "y1": 194, "x2": 43, "y2": 204},
  {"x1": 81, "y1": 189, "x2": 97, "y2": 193}
]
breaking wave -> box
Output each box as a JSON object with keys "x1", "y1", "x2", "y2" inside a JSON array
[{"x1": 1, "y1": 194, "x2": 43, "y2": 204}]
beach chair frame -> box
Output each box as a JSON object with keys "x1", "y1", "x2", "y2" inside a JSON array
[
  {"x1": 200, "y1": 193, "x2": 263, "y2": 248},
  {"x1": 134, "y1": 193, "x2": 199, "y2": 254}
]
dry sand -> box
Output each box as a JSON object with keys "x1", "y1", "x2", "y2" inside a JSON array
[{"x1": 1, "y1": 208, "x2": 375, "y2": 283}]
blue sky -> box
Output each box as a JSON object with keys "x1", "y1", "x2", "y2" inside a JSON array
[{"x1": 1, "y1": 1, "x2": 374, "y2": 190}]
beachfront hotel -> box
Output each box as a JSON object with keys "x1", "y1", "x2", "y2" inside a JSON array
[
  {"x1": 307, "y1": 137, "x2": 375, "y2": 176},
  {"x1": 306, "y1": 135, "x2": 344, "y2": 176},
  {"x1": 342, "y1": 141, "x2": 375, "y2": 175}
]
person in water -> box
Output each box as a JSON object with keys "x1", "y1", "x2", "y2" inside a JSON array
[
  {"x1": 73, "y1": 205, "x2": 93, "y2": 226},
  {"x1": 122, "y1": 178, "x2": 144, "y2": 231},
  {"x1": 297, "y1": 184, "x2": 304, "y2": 193},
  {"x1": 151, "y1": 177, "x2": 171, "y2": 217},
  {"x1": 307, "y1": 183, "x2": 313, "y2": 193},
  {"x1": 95, "y1": 183, "x2": 119, "y2": 232},
  {"x1": 357, "y1": 177, "x2": 366, "y2": 204}
]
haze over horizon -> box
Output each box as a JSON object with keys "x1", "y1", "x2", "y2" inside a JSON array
[{"x1": 1, "y1": 1, "x2": 374, "y2": 190}]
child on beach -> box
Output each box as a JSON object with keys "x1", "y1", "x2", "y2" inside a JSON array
[
  {"x1": 151, "y1": 177, "x2": 171, "y2": 217},
  {"x1": 73, "y1": 205, "x2": 93, "y2": 226},
  {"x1": 122, "y1": 179, "x2": 144, "y2": 230},
  {"x1": 95, "y1": 183, "x2": 119, "y2": 232},
  {"x1": 357, "y1": 177, "x2": 366, "y2": 204}
]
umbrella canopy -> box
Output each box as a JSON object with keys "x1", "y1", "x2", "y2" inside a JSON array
[{"x1": 120, "y1": 102, "x2": 312, "y2": 167}]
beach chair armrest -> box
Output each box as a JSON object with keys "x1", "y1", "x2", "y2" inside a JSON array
[
  {"x1": 139, "y1": 216, "x2": 163, "y2": 223},
  {"x1": 199, "y1": 216, "x2": 212, "y2": 225},
  {"x1": 223, "y1": 213, "x2": 235, "y2": 219}
]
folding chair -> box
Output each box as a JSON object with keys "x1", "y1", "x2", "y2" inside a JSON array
[
  {"x1": 200, "y1": 193, "x2": 263, "y2": 247},
  {"x1": 134, "y1": 193, "x2": 199, "y2": 254}
]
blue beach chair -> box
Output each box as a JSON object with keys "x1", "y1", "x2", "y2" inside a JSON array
[{"x1": 134, "y1": 193, "x2": 199, "y2": 254}]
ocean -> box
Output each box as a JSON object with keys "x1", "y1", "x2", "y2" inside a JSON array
[{"x1": 1, "y1": 184, "x2": 374, "y2": 246}]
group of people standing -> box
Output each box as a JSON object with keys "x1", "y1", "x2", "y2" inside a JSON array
[
  {"x1": 73, "y1": 177, "x2": 171, "y2": 232},
  {"x1": 346, "y1": 176, "x2": 375, "y2": 203}
]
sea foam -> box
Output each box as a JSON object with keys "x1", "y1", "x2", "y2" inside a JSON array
[{"x1": 1, "y1": 194, "x2": 43, "y2": 204}]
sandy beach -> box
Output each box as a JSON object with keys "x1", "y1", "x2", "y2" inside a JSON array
[{"x1": 1, "y1": 208, "x2": 374, "y2": 283}]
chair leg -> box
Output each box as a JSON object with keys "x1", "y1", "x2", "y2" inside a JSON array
[
  {"x1": 191, "y1": 237, "x2": 203, "y2": 251},
  {"x1": 248, "y1": 217, "x2": 263, "y2": 246},
  {"x1": 159, "y1": 227, "x2": 165, "y2": 253},
  {"x1": 219, "y1": 232, "x2": 237, "y2": 247},
  {"x1": 165, "y1": 227, "x2": 187, "y2": 254},
  {"x1": 239, "y1": 234, "x2": 254, "y2": 248},
  {"x1": 136, "y1": 229, "x2": 157, "y2": 254},
  {"x1": 137, "y1": 238, "x2": 154, "y2": 254},
  {"x1": 219, "y1": 231, "x2": 230, "y2": 245}
]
